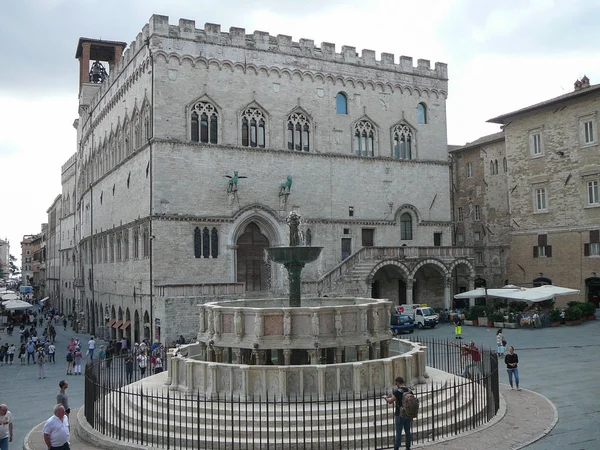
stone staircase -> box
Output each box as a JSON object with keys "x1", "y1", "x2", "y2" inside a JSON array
[{"x1": 77, "y1": 369, "x2": 492, "y2": 449}]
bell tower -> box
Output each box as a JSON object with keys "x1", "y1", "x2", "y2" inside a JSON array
[{"x1": 75, "y1": 38, "x2": 127, "y2": 93}]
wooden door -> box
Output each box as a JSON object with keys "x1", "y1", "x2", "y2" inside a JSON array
[{"x1": 237, "y1": 223, "x2": 270, "y2": 291}]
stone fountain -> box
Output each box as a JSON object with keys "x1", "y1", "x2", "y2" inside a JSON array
[
  {"x1": 166, "y1": 211, "x2": 428, "y2": 400},
  {"x1": 266, "y1": 211, "x2": 323, "y2": 307}
]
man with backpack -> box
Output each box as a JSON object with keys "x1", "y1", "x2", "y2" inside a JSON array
[{"x1": 385, "y1": 376, "x2": 417, "y2": 450}]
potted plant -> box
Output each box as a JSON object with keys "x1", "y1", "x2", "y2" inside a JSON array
[
  {"x1": 504, "y1": 312, "x2": 517, "y2": 329},
  {"x1": 580, "y1": 302, "x2": 596, "y2": 320},
  {"x1": 549, "y1": 309, "x2": 562, "y2": 326},
  {"x1": 490, "y1": 311, "x2": 505, "y2": 328},
  {"x1": 466, "y1": 306, "x2": 484, "y2": 327},
  {"x1": 564, "y1": 306, "x2": 582, "y2": 325}
]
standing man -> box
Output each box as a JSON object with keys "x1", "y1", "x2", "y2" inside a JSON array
[
  {"x1": 124, "y1": 354, "x2": 134, "y2": 383},
  {"x1": 56, "y1": 381, "x2": 70, "y2": 415},
  {"x1": 42, "y1": 404, "x2": 70, "y2": 450},
  {"x1": 385, "y1": 376, "x2": 413, "y2": 450},
  {"x1": 0, "y1": 404, "x2": 13, "y2": 450},
  {"x1": 37, "y1": 346, "x2": 47, "y2": 379},
  {"x1": 87, "y1": 336, "x2": 96, "y2": 360},
  {"x1": 453, "y1": 313, "x2": 463, "y2": 340}
]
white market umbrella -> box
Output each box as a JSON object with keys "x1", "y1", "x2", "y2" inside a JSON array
[
  {"x1": 1, "y1": 293, "x2": 19, "y2": 301},
  {"x1": 0, "y1": 290, "x2": 15, "y2": 295},
  {"x1": 3, "y1": 299, "x2": 33, "y2": 310},
  {"x1": 454, "y1": 288, "x2": 487, "y2": 299},
  {"x1": 529, "y1": 285, "x2": 580, "y2": 297},
  {"x1": 487, "y1": 284, "x2": 580, "y2": 303}
]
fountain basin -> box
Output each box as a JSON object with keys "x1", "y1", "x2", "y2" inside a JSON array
[
  {"x1": 266, "y1": 246, "x2": 323, "y2": 265},
  {"x1": 197, "y1": 297, "x2": 392, "y2": 351}
]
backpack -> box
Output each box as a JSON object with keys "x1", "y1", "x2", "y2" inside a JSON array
[
  {"x1": 400, "y1": 388, "x2": 419, "y2": 419},
  {"x1": 66, "y1": 352, "x2": 73, "y2": 362}
]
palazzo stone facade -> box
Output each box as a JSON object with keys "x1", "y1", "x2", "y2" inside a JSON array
[{"x1": 53, "y1": 15, "x2": 474, "y2": 344}]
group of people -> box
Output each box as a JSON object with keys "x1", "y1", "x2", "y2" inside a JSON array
[{"x1": 42, "y1": 380, "x2": 72, "y2": 450}]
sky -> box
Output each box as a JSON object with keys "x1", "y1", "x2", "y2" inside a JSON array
[{"x1": 1, "y1": 0, "x2": 599, "y2": 266}]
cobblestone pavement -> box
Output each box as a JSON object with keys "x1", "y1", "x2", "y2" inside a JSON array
[
  {"x1": 0, "y1": 306, "x2": 102, "y2": 449},
  {"x1": 421, "y1": 314, "x2": 600, "y2": 449},
  {"x1": 20, "y1": 308, "x2": 600, "y2": 449}
]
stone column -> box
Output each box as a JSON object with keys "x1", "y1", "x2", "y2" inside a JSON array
[
  {"x1": 234, "y1": 348, "x2": 242, "y2": 364},
  {"x1": 184, "y1": 361, "x2": 195, "y2": 393},
  {"x1": 165, "y1": 353, "x2": 174, "y2": 386},
  {"x1": 468, "y1": 277, "x2": 476, "y2": 307},
  {"x1": 256, "y1": 350, "x2": 266, "y2": 365},
  {"x1": 167, "y1": 356, "x2": 177, "y2": 389},
  {"x1": 444, "y1": 277, "x2": 452, "y2": 310},
  {"x1": 283, "y1": 349, "x2": 292, "y2": 365},
  {"x1": 336, "y1": 347, "x2": 344, "y2": 363},
  {"x1": 406, "y1": 278, "x2": 415, "y2": 305},
  {"x1": 380, "y1": 340, "x2": 390, "y2": 359}
]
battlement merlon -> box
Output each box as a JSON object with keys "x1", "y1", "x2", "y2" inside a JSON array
[{"x1": 147, "y1": 15, "x2": 448, "y2": 80}]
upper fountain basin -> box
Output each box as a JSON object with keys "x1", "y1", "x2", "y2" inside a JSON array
[{"x1": 266, "y1": 246, "x2": 323, "y2": 265}]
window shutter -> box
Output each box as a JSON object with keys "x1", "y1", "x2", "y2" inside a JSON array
[
  {"x1": 546, "y1": 245, "x2": 552, "y2": 257},
  {"x1": 591, "y1": 230, "x2": 600, "y2": 243},
  {"x1": 533, "y1": 246, "x2": 538, "y2": 258},
  {"x1": 584, "y1": 243, "x2": 590, "y2": 256},
  {"x1": 538, "y1": 234, "x2": 547, "y2": 246}
]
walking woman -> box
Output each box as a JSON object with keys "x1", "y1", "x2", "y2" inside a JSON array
[
  {"x1": 496, "y1": 329, "x2": 506, "y2": 356},
  {"x1": 505, "y1": 346, "x2": 520, "y2": 390}
]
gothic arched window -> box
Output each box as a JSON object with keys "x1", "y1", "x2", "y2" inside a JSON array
[
  {"x1": 202, "y1": 227, "x2": 210, "y2": 258},
  {"x1": 354, "y1": 120, "x2": 375, "y2": 156},
  {"x1": 211, "y1": 227, "x2": 219, "y2": 258},
  {"x1": 194, "y1": 227, "x2": 202, "y2": 258},
  {"x1": 241, "y1": 108, "x2": 266, "y2": 148},
  {"x1": 287, "y1": 112, "x2": 311, "y2": 152},
  {"x1": 191, "y1": 101, "x2": 218, "y2": 144},
  {"x1": 393, "y1": 124, "x2": 413, "y2": 160}
]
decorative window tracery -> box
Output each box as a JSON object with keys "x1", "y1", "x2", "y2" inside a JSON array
[
  {"x1": 353, "y1": 120, "x2": 375, "y2": 156},
  {"x1": 287, "y1": 112, "x2": 311, "y2": 152},
  {"x1": 241, "y1": 108, "x2": 266, "y2": 148},
  {"x1": 191, "y1": 102, "x2": 218, "y2": 144},
  {"x1": 392, "y1": 124, "x2": 413, "y2": 160},
  {"x1": 194, "y1": 227, "x2": 219, "y2": 258}
]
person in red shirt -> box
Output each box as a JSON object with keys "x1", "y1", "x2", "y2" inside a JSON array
[{"x1": 461, "y1": 342, "x2": 481, "y2": 378}]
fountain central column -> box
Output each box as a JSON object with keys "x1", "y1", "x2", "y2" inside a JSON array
[{"x1": 285, "y1": 261, "x2": 305, "y2": 308}]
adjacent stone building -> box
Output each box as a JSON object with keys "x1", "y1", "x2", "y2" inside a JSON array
[
  {"x1": 450, "y1": 132, "x2": 510, "y2": 302},
  {"x1": 58, "y1": 15, "x2": 475, "y2": 343},
  {"x1": 483, "y1": 77, "x2": 600, "y2": 306}
]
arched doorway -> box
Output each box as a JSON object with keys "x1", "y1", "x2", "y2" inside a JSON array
[
  {"x1": 370, "y1": 264, "x2": 408, "y2": 305},
  {"x1": 586, "y1": 277, "x2": 600, "y2": 307},
  {"x1": 412, "y1": 261, "x2": 447, "y2": 309},
  {"x1": 236, "y1": 222, "x2": 270, "y2": 292}
]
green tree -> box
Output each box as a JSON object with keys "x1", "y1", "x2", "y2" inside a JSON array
[{"x1": 9, "y1": 254, "x2": 19, "y2": 276}]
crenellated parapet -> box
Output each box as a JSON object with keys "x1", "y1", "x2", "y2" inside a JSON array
[{"x1": 144, "y1": 15, "x2": 447, "y2": 80}]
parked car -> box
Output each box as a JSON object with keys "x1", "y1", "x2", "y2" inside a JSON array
[{"x1": 390, "y1": 313, "x2": 415, "y2": 335}]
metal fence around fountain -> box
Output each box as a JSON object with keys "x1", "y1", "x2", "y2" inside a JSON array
[{"x1": 84, "y1": 338, "x2": 499, "y2": 449}]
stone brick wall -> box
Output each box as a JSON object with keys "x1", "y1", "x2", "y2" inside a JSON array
[{"x1": 503, "y1": 90, "x2": 600, "y2": 300}]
